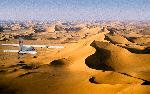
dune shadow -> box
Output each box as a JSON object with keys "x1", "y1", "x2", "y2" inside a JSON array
[
  {"x1": 141, "y1": 80, "x2": 150, "y2": 85},
  {"x1": 50, "y1": 58, "x2": 70, "y2": 67},
  {"x1": 104, "y1": 35, "x2": 118, "y2": 44},
  {"x1": 0, "y1": 85, "x2": 17, "y2": 94},
  {"x1": 85, "y1": 41, "x2": 114, "y2": 71},
  {"x1": 14, "y1": 34, "x2": 35, "y2": 40},
  {"x1": 89, "y1": 77, "x2": 100, "y2": 84},
  {"x1": 121, "y1": 46, "x2": 150, "y2": 54}
]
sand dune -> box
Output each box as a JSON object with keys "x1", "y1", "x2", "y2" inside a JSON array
[
  {"x1": 90, "y1": 71, "x2": 143, "y2": 84},
  {"x1": 0, "y1": 26, "x2": 150, "y2": 94},
  {"x1": 131, "y1": 37, "x2": 150, "y2": 44},
  {"x1": 85, "y1": 41, "x2": 150, "y2": 74},
  {"x1": 50, "y1": 58, "x2": 71, "y2": 66},
  {"x1": 105, "y1": 33, "x2": 132, "y2": 44}
]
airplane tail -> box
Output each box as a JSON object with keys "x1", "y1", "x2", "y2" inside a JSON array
[{"x1": 19, "y1": 37, "x2": 23, "y2": 51}]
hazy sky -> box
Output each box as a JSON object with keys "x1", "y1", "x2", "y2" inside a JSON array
[{"x1": 0, "y1": 0, "x2": 150, "y2": 21}]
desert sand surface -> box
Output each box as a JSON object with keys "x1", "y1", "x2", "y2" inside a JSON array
[{"x1": 0, "y1": 21, "x2": 150, "y2": 94}]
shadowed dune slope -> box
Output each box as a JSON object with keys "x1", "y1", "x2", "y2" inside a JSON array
[
  {"x1": 50, "y1": 58, "x2": 71, "y2": 66},
  {"x1": 105, "y1": 33, "x2": 132, "y2": 44},
  {"x1": 131, "y1": 37, "x2": 150, "y2": 44},
  {"x1": 85, "y1": 41, "x2": 150, "y2": 80}
]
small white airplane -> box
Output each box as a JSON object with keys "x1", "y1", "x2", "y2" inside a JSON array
[{"x1": 1, "y1": 38, "x2": 64, "y2": 55}]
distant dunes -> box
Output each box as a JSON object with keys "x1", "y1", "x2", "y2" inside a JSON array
[{"x1": 0, "y1": 22, "x2": 150, "y2": 94}]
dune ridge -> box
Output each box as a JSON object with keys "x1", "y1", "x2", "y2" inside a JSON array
[{"x1": 0, "y1": 29, "x2": 150, "y2": 94}]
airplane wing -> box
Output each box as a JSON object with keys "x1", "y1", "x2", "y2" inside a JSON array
[
  {"x1": 24, "y1": 45, "x2": 47, "y2": 48},
  {"x1": 47, "y1": 46, "x2": 64, "y2": 48},
  {"x1": 1, "y1": 44, "x2": 46, "y2": 47},
  {"x1": 24, "y1": 45, "x2": 64, "y2": 48},
  {"x1": 2, "y1": 44, "x2": 64, "y2": 48},
  {"x1": 19, "y1": 51, "x2": 37, "y2": 54},
  {"x1": 2, "y1": 50, "x2": 37, "y2": 54},
  {"x1": 1, "y1": 44, "x2": 19, "y2": 47},
  {"x1": 2, "y1": 50, "x2": 19, "y2": 52}
]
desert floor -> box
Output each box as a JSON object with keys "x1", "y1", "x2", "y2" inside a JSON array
[{"x1": 0, "y1": 29, "x2": 150, "y2": 94}]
